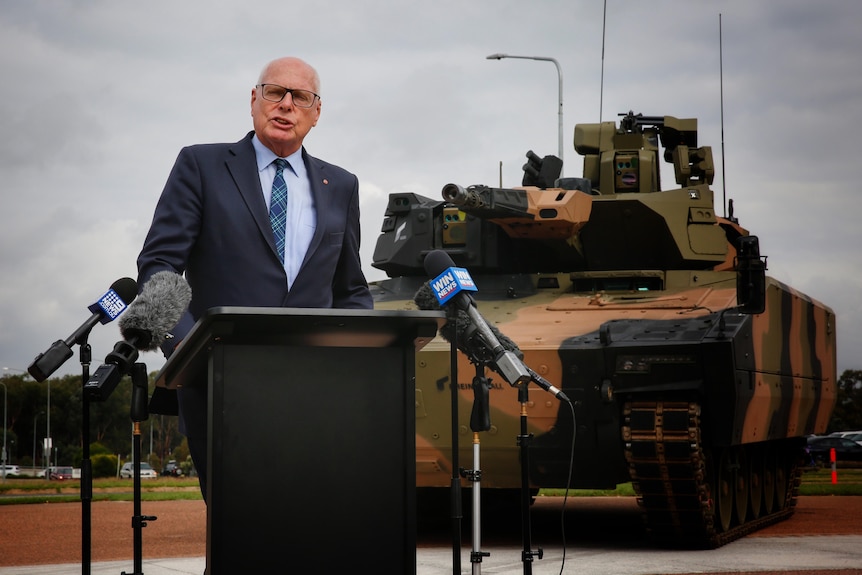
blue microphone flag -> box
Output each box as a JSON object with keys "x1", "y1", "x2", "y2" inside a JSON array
[
  {"x1": 430, "y1": 267, "x2": 477, "y2": 305},
  {"x1": 88, "y1": 288, "x2": 129, "y2": 324}
]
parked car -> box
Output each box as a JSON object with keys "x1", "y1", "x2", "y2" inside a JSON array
[
  {"x1": 0, "y1": 464, "x2": 21, "y2": 477},
  {"x1": 49, "y1": 466, "x2": 74, "y2": 480},
  {"x1": 806, "y1": 435, "x2": 862, "y2": 464},
  {"x1": 120, "y1": 462, "x2": 158, "y2": 479},
  {"x1": 161, "y1": 460, "x2": 183, "y2": 477}
]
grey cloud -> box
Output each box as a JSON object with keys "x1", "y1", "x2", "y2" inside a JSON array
[{"x1": 0, "y1": 0, "x2": 859, "y2": 376}]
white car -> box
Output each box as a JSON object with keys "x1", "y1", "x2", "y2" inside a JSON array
[
  {"x1": 119, "y1": 462, "x2": 158, "y2": 479},
  {"x1": 845, "y1": 432, "x2": 862, "y2": 447},
  {"x1": 0, "y1": 464, "x2": 21, "y2": 476}
]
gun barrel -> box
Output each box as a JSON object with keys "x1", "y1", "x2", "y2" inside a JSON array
[
  {"x1": 441, "y1": 184, "x2": 529, "y2": 219},
  {"x1": 442, "y1": 183, "x2": 484, "y2": 209},
  {"x1": 445, "y1": 183, "x2": 567, "y2": 217},
  {"x1": 440, "y1": 183, "x2": 592, "y2": 241}
]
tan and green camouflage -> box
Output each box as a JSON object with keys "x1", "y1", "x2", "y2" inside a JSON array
[{"x1": 370, "y1": 112, "x2": 837, "y2": 547}]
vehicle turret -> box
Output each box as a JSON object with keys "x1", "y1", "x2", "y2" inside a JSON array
[{"x1": 373, "y1": 112, "x2": 731, "y2": 278}]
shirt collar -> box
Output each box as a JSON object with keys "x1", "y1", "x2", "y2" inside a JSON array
[{"x1": 252, "y1": 134, "x2": 303, "y2": 175}]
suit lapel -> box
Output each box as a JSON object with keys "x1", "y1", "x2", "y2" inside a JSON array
[
  {"x1": 226, "y1": 133, "x2": 279, "y2": 257},
  {"x1": 299, "y1": 150, "x2": 328, "y2": 270}
]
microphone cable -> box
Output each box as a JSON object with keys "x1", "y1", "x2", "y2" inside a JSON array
[{"x1": 556, "y1": 398, "x2": 577, "y2": 575}]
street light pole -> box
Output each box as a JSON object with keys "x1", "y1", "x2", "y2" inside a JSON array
[
  {"x1": 33, "y1": 412, "x2": 42, "y2": 471},
  {"x1": 45, "y1": 380, "x2": 51, "y2": 474},
  {"x1": 486, "y1": 53, "x2": 564, "y2": 172},
  {"x1": 1, "y1": 382, "x2": 6, "y2": 481}
]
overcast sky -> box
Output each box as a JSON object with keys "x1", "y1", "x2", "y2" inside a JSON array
[{"x1": 1, "y1": 0, "x2": 859, "y2": 381}]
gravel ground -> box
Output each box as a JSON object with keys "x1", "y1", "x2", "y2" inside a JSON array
[
  {"x1": 0, "y1": 499, "x2": 206, "y2": 565},
  {"x1": 0, "y1": 496, "x2": 860, "y2": 572}
]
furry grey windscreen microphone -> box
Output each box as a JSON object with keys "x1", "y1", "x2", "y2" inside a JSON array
[
  {"x1": 118, "y1": 270, "x2": 192, "y2": 351},
  {"x1": 414, "y1": 281, "x2": 568, "y2": 401},
  {"x1": 413, "y1": 281, "x2": 524, "y2": 362}
]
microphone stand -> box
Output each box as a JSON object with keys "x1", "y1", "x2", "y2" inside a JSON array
[
  {"x1": 448, "y1": 309, "x2": 462, "y2": 575},
  {"x1": 518, "y1": 383, "x2": 542, "y2": 574},
  {"x1": 80, "y1": 340, "x2": 94, "y2": 575},
  {"x1": 461, "y1": 362, "x2": 492, "y2": 574},
  {"x1": 122, "y1": 362, "x2": 157, "y2": 575}
]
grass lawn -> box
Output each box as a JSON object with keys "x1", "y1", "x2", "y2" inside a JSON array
[
  {"x1": 539, "y1": 467, "x2": 862, "y2": 497},
  {"x1": 1, "y1": 468, "x2": 860, "y2": 505}
]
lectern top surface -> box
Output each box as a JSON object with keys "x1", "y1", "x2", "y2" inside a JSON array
[{"x1": 154, "y1": 307, "x2": 444, "y2": 390}]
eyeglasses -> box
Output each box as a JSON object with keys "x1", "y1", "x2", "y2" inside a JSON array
[{"x1": 256, "y1": 84, "x2": 320, "y2": 108}]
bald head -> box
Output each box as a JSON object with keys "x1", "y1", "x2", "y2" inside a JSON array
[
  {"x1": 251, "y1": 56, "x2": 322, "y2": 157},
  {"x1": 258, "y1": 57, "x2": 320, "y2": 95}
]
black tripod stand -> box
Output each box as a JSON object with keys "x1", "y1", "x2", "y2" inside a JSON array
[
  {"x1": 82, "y1": 338, "x2": 157, "y2": 574},
  {"x1": 121, "y1": 362, "x2": 157, "y2": 575},
  {"x1": 52, "y1": 332, "x2": 129, "y2": 575},
  {"x1": 517, "y1": 383, "x2": 542, "y2": 574},
  {"x1": 446, "y1": 316, "x2": 465, "y2": 575},
  {"x1": 454, "y1": 364, "x2": 549, "y2": 575},
  {"x1": 460, "y1": 362, "x2": 492, "y2": 574},
  {"x1": 79, "y1": 339, "x2": 95, "y2": 575}
]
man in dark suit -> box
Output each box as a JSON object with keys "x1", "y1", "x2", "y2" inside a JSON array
[{"x1": 136, "y1": 57, "x2": 372, "y2": 498}]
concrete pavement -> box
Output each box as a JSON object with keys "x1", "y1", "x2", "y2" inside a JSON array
[{"x1": 2, "y1": 535, "x2": 862, "y2": 574}]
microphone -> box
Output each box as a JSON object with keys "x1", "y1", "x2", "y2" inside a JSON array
[
  {"x1": 413, "y1": 281, "x2": 518, "y2": 362},
  {"x1": 28, "y1": 277, "x2": 138, "y2": 382},
  {"x1": 84, "y1": 271, "x2": 192, "y2": 401},
  {"x1": 117, "y1": 270, "x2": 192, "y2": 352},
  {"x1": 414, "y1": 281, "x2": 569, "y2": 402},
  {"x1": 423, "y1": 250, "x2": 531, "y2": 388}
]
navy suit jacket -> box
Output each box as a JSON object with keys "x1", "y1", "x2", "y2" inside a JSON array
[{"x1": 138, "y1": 132, "x2": 372, "y2": 421}]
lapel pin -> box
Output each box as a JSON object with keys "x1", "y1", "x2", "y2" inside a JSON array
[{"x1": 323, "y1": 179, "x2": 329, "y2": 185}]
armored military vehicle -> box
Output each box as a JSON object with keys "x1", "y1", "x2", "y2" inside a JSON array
[{"x1": 369, "y1": 111, "x2": 837, "y2": 547}]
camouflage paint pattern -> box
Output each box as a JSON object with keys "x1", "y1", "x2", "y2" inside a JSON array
[
  {"x1": 377, "y1": 270, "x2": 836, "y2": 490},
  {"x1": 370, "y1": 112, "x2": 837, "y2": 544}
]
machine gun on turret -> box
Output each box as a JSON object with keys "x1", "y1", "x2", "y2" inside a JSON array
[{"x1": 440, "y1": 183, "x2": 591, "y2": 241}]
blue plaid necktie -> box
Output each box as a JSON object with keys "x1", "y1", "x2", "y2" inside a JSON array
[{"x1": 269, "y1": 158, "x2": 289, "y2": 263}]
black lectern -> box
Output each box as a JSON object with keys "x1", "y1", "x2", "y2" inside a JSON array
[{"x1": 155, "y1": 307, "x2": 443, "y2": 575}]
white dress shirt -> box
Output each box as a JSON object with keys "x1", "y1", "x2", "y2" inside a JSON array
[{"x1": 252, "y1": 135, "x2": 317, "y2": 289}]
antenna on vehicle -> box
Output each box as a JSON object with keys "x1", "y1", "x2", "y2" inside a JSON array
[
  {"x1": 599, "y1": 0, "x2": 608, "y2": 121},
  {"x1": 719, "y1": 13, "x2": 728, "y2": 218}
]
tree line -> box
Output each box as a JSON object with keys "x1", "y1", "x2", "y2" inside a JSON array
[
  {"x1": 1, "y1": 369, "x2": 861, "y2": 475},
  {"x1": 829, "y1": 370, "x2": 862, "y2": 432},
  {"x1": 1, "y1": 370, "x2": 185, "y2": 475}
]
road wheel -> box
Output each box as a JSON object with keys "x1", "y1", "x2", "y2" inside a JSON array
[
  {"x1": 762, "y1": 445, "x2": 776, "y2": 515},
  {"x1": 734, "y1": 447, "x2": 749, "y2": 526},
  {"x1": 774, "y1": 445, "x2": 788, "y2": 511},
  {"x1": 715, "y1": 448, "x2": 734, "y2": 532},
  {"x1": 748, "y1": 445, "x2": 763, "y2": 520}
]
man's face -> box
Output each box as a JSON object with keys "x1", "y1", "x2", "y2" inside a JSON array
[{"x1": 251, "y1": 59, "x2": 321, "y2": 157}]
